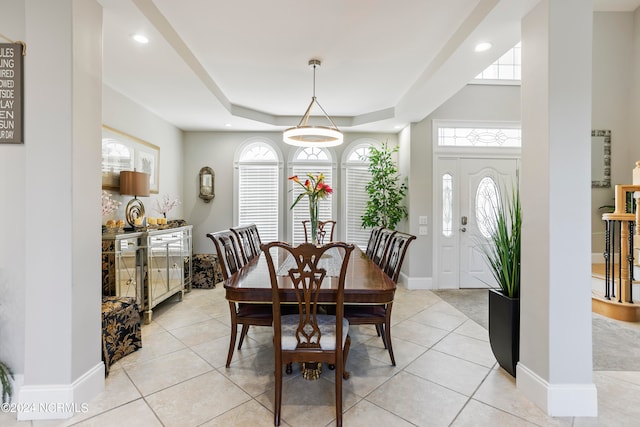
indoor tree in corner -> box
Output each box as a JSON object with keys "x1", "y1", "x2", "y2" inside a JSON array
[{"x1": 361, "y1": 141, "x2": 408, "y2": 230}]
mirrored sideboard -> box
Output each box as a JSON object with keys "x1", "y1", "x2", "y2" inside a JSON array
[{"x1": 102, "y1": 225, "x2": 193, "y2": 324}]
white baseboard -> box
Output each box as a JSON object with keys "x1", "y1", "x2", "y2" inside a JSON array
[
  {"x1": 400, "y1": 274, "x2": 433, "y2": 290},
  {"x1": 17, "y1": 362, "x2": 104, "y2": 420},
  {"x1": 516, "y1": 363, "x2": 597, "y2": 417}
]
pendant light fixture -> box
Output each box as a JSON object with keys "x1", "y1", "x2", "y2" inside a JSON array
[{"x1": 283, "y1": 59, "x2": 343, "y2": 147}]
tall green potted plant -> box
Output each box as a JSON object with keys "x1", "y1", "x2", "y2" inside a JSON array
[
  {"x1": 0, "y1": 359, "x2": 13, "y2": 403},
  {"x1": 361, "y1": 142, "x2": 408, "y2": 230},
  {"x1": 480, "y1": 183, "x2": 521, "y2": 377}
]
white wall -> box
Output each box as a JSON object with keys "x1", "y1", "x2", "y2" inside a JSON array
[
  {"x1": 102, "y1": 86, "x2": 185, "y2": 221},
  {"x1": 591, "y1": 12, "x2": 636, "y2": 254},
  {"x1": 183, "y1": 131, "x2": 397, "y2": 254},
  {"x1": 20, "y1": 0, "x2": 104, "y2": 418}
]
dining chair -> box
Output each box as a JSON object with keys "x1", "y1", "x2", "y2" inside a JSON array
[
  {"x1": 371, "y1": 227, "x2": 396, "y2": 266},
  {"x1": 302, "y1": 219, "x2": 336, "y2": 244},
  {"x1": 345, "y1": 230, "x2": 415, "y2": 366},
  {"x1": 261, "y1": 241, "x2": 354, "y2": 427},
  {"x1": 207, "y1": 230, "x2": 272, "y2": 368},
  {"x1": 365, "y1": 226, "x2": 383, "y2": 258},
  {"x1": 230, "y1": 223, "x2": 262, "y2": 264},
  {"x1": 380, "y1": 231, "x2": 417, "y2": 283}
]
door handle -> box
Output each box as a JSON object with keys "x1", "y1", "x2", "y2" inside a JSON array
[{"x1": 461, "y1": 216, "x2": 468, "y2": 226}]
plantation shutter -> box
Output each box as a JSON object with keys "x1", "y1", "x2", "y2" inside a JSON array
[
  {"x1": 238, "y1": 164, "x2": 279, "y2": 242},
  {"x1": 346, "y1": 166, "x2": 372, "y2": 249},
  {"x1": 291, "y1": 166, "x2": 332, "y2": 245}
]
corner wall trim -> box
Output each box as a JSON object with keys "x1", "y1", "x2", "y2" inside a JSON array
[
  {"x1": 17, "y1": 362, "x2": 105, "y2": 420},
  {"x1": 400, "y1": 274, "x2": 432, "y2": 290},
  {"x1": 516, "y1": 363, "x2": 598, "y2": 417}
]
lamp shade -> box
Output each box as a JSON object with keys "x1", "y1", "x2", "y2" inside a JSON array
[{"x1": 119, "y1": 171, "x2": 150, "y2": 197}]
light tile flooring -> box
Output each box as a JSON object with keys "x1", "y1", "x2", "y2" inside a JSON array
[{"x1": 3, "y1": 286, "x2": 640, "y2": 426}]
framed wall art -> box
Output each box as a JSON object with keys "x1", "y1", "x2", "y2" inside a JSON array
[{"x1": 101, "y1": 125, "x2": 160, "y2": 193}]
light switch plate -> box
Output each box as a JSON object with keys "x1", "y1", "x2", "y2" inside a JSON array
[
  {"x1": 419, "y1": 216, "x2": 428, "y2": 225},
  {"x1": 419, "y1": 226, "x2": 428, "y2": 235}
]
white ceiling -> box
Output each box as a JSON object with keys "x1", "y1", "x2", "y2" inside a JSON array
[{"x1": 100, "y1": 0, "x2": 640, "y2": 133}]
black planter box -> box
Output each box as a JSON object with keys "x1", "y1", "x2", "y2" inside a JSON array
[{"x1": 488, "y1": 288, "x2": 520, "y2": 377}]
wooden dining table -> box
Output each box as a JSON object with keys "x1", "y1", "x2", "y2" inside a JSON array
[
  {"x1": 224, "y1": 244, "x2": 395, "y2": 380},
  {"x1": 224, "y1": 245, "x2": 396, "y2": 305}
]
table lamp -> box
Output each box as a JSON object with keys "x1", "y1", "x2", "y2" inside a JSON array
[{"x1": 119, "y1": 170, "x2": 150, "y2": 227}]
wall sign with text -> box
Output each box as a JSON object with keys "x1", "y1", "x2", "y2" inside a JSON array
[{"x1": 0, "y1": 43, "x2": 23, "y2": 144}]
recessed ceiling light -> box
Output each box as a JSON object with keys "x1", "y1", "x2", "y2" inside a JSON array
[
  {"x1": 475, "y1": 42, "x2": 492, "y2": 52},
  {"x1": 132, "y1": 34, "x2": 149, "y2": 44},
  {"x1": 225, "y1": 123, "x2": 232, "y2": 127}
]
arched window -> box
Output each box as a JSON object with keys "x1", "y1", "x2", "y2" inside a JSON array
[
  {"x1": 342, "y1": 141, "x2": 376, "y2": 249},
  {"x1": 236, "y1": 141, "x2": 280, "y2": 242},
  {"x1": 289, "y1": 147, "x2": 334, "y2": 245}
]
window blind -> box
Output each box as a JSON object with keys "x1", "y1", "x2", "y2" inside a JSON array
[
  {"x1": 345, "y1": 166, "x2": 372, "y2": 249},
  {"x1": 238, "y1": 164, "x2": 279, "y2": 242}
]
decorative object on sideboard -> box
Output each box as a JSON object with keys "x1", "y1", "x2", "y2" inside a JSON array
[
  {"x1": 101, "y1": 190, "x2": 121, "y2": 217},
  {"x1": 102, "y1": 190, "x2": 123, "y2": 233},
  {"x1": 283, "y1": 59, "x2": 343, "y2": 148},
  {"x1": 199, "y1": 166, "x2": 215, "y2": 202},
  {"x1": 120, "y1": 170, "x2": 150, "y2": 227},
  {"x1": 154, "y1": 194, "x2": 180, "y2": 218}
]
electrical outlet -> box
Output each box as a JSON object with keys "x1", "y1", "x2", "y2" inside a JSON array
[
  {"x1": 419, "y1": 216, "x2": 428, "y2": 225},
  {"x1": 419, "y1": 226, "x2": 428, "y2": 235}
]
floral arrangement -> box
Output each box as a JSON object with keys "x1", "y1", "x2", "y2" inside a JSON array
[
  {"x1": 154, "y1": 194, "x2": 180, "y2": 217},
  {"x1": 288, "y1": 173, "x2": 333, "y2": 209},
  {"x1": 289, "y1": 173, "x2": 333, "y2": 245},
  {"x1": 101, "y1": 190, "x2": 121, "y2": 216}
]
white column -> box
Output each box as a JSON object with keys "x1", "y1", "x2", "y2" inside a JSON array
[
  {"x1": 518, "y1": 0, "x2": 597, "y2": 416},
  {"x1": 20, "y1": 0, "x2": 103, "y2": 420}
]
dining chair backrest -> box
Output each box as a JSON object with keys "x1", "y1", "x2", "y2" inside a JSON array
[
  {"x1": 372, "y1": 228, "x2": 396, "y2": 266},
  {"x1": 230, "y1": 223, "x2": 262, "y2": 264},
  {"x1": 206, "y1": 230, "x2": 243, "y2": 280},
  {"x1": 302, "y1": 219, "x2": 336, "y2": 245},
  {"x1": 381, "y1": 231, "x2": 416, "y2": 283},
  {"x1": 261, "y1": 241, "x2": 354, "y2": 347},
  {"x1": 365, "y1": 226, "x2": 383, "y2": 258},
  {"x1": 260, "y1": 240, "x2": 354, "y2": 425}
]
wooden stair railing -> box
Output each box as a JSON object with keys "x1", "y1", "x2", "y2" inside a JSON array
[{"x1": 596, "y1": 170, "x2": 640, "y2": 321}]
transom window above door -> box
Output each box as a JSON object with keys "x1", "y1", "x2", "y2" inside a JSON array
[{"x1": 438, "y1": 127, "x2": 521, "y2": 148}]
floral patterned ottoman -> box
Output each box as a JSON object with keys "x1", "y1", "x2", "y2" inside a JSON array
[
  {"x1": 101, "y1": 296, "x2": 142, "y2": 375},
  {"x1": 192, "y1": 253, "x2": 223, "y2": 289}
]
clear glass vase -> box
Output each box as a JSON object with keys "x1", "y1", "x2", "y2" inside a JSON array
[{"x1": 309, "y1": 196, "x2": 319, "y2": 245}]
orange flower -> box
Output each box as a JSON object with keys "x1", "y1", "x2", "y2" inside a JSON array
[{"x1": 289, "y1": 173, "x2": 333, "y2": 209}]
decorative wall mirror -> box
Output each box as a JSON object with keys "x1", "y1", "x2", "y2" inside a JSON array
[
  {"x1": 591, "y1": 129, "x2": 611, "y2": 188},
  {"x1": 199, "y1": 166, "x2": 215, "y2": 202}
]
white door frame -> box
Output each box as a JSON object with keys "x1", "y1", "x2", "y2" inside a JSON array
[{"x1": 432, "y1": 120, "x2": 521, "y2": 290}]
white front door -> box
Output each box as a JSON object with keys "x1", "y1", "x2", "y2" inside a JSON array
[{"x1": 435, "y1": 157, "x2": 519, "y2": 289}]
